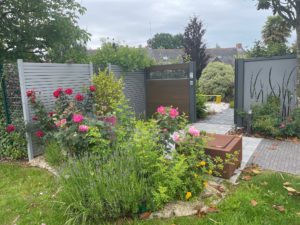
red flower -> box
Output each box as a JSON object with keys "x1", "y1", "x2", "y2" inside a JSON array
[
  {"x1": 89, "y1": 85, "x2": 96, "y2": 92},
  {"x1": 64, "y1": 88, "x2": 73, "y2": 95},
  {"x1": 32, "y1": 115, "x2": 38, "y2": 121},
  {"x1": 103, "y1": 116, "x2": 117, "y2": 126},
  {"x1": 48, "y1": 112, "x2": 55, "y2": 117},
  {"x1": 6, "y1": 124, "x2": 15, "y2": 133},
  {"x1": 53, "y1": 88, "x2": 63, "y2": 98},
  {"x1": 75, "y1": 93, "x2": 84, "y2": 101},
  {"x1": 26, "y1": 90, "x2": 35, "y2": 97},
  {"x1": 35, "y1": 130, "x2": 45, "y2": 138}
]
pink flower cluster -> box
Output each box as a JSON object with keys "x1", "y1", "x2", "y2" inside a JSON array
[
  {"x1": 156, "y1": 106, "x2": 179, "y2": 119},
  {"x1": 79, "y1": 125, "x2": 89, "y2": 132},
  {"x1": 188, "y1": 126, "x2": 200, "y2": 137},
  {"x1": 72, "y1": 114, "x2": 84, "y2": 123},
  {"x1": 6, "y1": 124, "x2": 15, "y2": 133},
  {"x1": 55, "y1": 119, "x2": 67, "y2": 128}
]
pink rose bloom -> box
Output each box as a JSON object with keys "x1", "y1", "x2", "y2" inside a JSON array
[
  {"x1": 157, "y1": 106, "x2": 166, "y2": 115},
  {"x1": 188, "y1": 126, "x2": 200, "y2": 136},
  {"x1": 79, "y1": 125, "x2": 89, "y2": 132},
  {"x1": 169, "y1": 108, "x2": 179, "y2": 119},
  {"x1": 55, "y1": 121, "x2": 61, "y2": 128},
  {"x1": 172, "y1": 132, "x2": 181, "y2": 143},
  {"x1": 60, "y1": 119, "x2": 67, "y2": 126},
  {"x1": 72, "y1": 114, "x2": 84, "y2": 123}
]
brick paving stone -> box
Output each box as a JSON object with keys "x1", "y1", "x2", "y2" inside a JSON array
[{"x1": 248, "y1": 139, "x2": 300, "y2": 175}]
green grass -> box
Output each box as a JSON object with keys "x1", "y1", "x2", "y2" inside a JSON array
[
  {"x1": 0, "y1": 162, "x2": 65, "y2": 225},
  {"x1": 1, "y1": 162, "x2": 300, "y2": 225}
]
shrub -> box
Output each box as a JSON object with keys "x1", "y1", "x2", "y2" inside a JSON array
[
  {"x1": 92, "y1": 70, "x2": 125, "y2": 116},
  {"x1": 198, "y1": 62, "x2": 234, "y2": 101},
  {"x1": 196, "y1": 92, "x2": 207, "y2": 119},
  {"x1": 154, "y1": 106, "x2": 188, "y2": 151},
  {"x1": 0, "y1": 119, "x2": 27, "y2": 159},
  {"x1": 280, "y1": 108, "x2": 300, "y2": 138},
  {"x1": 252, "y1": 96, "x2": 281, "y2": 137}
]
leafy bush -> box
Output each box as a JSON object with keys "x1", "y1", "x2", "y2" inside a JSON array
[
  {"x1": 92, "y1": 70, "x2": 125, "y2": 116},
  {"x1": 154, "y1": 106, "x2": 188, "y2": 151},
  {"x1": 280, "y1": 108, "x2": 300, "y2": 138},
  {"x1": 0, "y1": 119, "x2": 27, "y2": 159},
  {"x1": 198, "y1": 62, "x2": 234, "y2": 101},
  {"x1": 58, "y1": 107, "x2": 222, "y2": 224},
  {"x1": 196, "y1": 92, "x2": 207, "y2": 119},
  {"x1": 252, "y1": 96, "x2": 281, "y2": 137},
  {"x1": 90, "y1": 41, "x2": 154, "y2": 71}
]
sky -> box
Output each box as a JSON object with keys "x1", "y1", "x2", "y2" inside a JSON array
[{"x1": 77, "y1": 0, "x2": 297, "y2": 50}]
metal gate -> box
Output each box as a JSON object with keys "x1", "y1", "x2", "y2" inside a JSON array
[{"x1": 146, "y1": 62, "x2": 196, "y2": 122}]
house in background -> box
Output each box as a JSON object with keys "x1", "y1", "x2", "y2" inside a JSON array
[{"x1": 147, "y1": 43, "x2": 245, "y2": 67}]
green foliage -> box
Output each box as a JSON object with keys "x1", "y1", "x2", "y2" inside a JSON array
[
  {"x1": 92, "y1": 70, "x2": 126, "y2": 116},
  {"x1": 147, "y1": 33, "x2": 184, "y2": 49},
  {"x1": 246, "y1": 41, "x2": 292, "y2": 58},
  {"x1": 252, "y1": 96, "x2": 281, "y2": 137},
  {"x1": 262, "y1": 16, "x2": 291, "y2": 45},
  {"x1": 0, "y1": 119, "x2": 27, "y2": 160},
  {"x1": 198, "y1": 62, "x2": 234, "y2": 101},
  {"x1": 0, "y1": 0, "x2": 90, "y2": 63},
  {"x1": 183, "y1": 16, "x2": 209, "y2": 80},
  {"x1": 229, "y1": 100, "x2": 235, "y2": 109},
  {"x1": 280, "y1": 108, "x2": 300, "y2": 138},
  {"x1": 196, "y1": 93, "x2": 207, "y2": 119},
  {"x1": 154, "y1": 106, "x2": 188, "y2": 151},
  {"x1": 90, "y1": 41, "x2": 154, "y2": 71},
  {"x1": 44, "y1": 139, "x2": 65, "y2": 167}
]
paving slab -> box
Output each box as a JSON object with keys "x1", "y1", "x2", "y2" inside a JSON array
[{"x1": 248, "y1": 139, "x2": 300, "y2": 176}]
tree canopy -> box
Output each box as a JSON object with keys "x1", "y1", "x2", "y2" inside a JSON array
[
  {"x1": 0, "y1": 0, "x2": 90, "y2": 63},
  {"x1": 147, "y1": 33, "x2": 183, "y2": 49},
  {"x1": 262, "y1": 15, "x2": 292, "y2": 45},
  {"x1": 90, "y1": 40, "x2": 154, "y2": 71},
  {"x1": 183, "y1": 16, "x2": 209, "y2": 80}
]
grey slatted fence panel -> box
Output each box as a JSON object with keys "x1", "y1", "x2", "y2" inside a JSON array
[
  {"x1": 18, "y1": 60, "x2": 93, "y2": 160},
  {"x1": 109, "y1": 64, "x2": 146, "y2": 116}
]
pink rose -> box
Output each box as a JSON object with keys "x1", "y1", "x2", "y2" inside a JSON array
[
  {"x1": 157, "y1": 106, "x2": 166, "y2": 115},
  {"x1": 169, "y1": 108, "x2": 179, "y2": 119},
  {"x1": 89, "y1": 85, "x2": 96, "y2": 92},
  {"x1": 188, "y1": 126, "x2": 200, "y2": 136},
  {"x1": 60, "y1": 119, "x2": 67, "y2": 126},
  {"x1": 35, "y1": 130, "x2": 45, "y2": 138},
  {"x1": 72, "y1": 114, "x2": 84, "y2": 123},
  {"x1": 75, "y1": 93, "x2": 84, "y2": 101},
  {"x1": 172, "y1": 132, "x2": 181, "y2": 143},
  {"x1": 6, "y1": 124, "x2": 16, "y2": 133},
  {"x1": 55, "y1": 121, "x2": 61, "y2": 128},
  {"x1": 79, "y1": 125, "x2": 89, "y2": 132},
  {"x1": 64, "y1": 88, "x2": 73, "y2": 95}
]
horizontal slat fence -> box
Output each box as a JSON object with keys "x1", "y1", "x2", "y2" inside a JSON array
[{"x1": 18, "y1": 59, "x2": 93, "y2": 160}]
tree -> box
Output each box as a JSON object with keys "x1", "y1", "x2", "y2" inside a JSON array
[
  {"x1": 183, "y1": 16, "x2": 209, "y2": 80},
  {"x1": 0, "y1": 0, "x2": 90, "y2": 63},
  {"x1": 246, "y1": 40, "x2": 291, "y2": 57},
  {"x1": 262, "y1": 16, "x2": 292, "y2": 45},
  {"x1": 147, "y1": 33, "x2": 183, "y2": 49},
  {"x1": 257, "y1": 0, "x2": 300, "y2": 104},
  {"x1": 90, "y1": 40, "x2": 154, "y2": 71}
]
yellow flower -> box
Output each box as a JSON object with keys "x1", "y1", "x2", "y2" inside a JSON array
[
  {"x1": 208, "y1": 170, "x2": 213, "y2": 175},
  {"x1": 203, "y1": 181, "x2": 208, "y2": 188},
  {"x1": 185, "y1": 192, "x2": 192, "y2": 201},
  {"x1": 198, "y1": 161, "x2": 206, "y2": 167}
]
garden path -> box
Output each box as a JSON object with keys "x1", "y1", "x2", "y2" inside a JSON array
[{"x1": 248, "y1": 139, "x2": 300, "y2": 176}]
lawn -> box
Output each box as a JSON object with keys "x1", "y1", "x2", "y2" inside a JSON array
[{"x1": 1, "y1": 162, "x2": 300, "y2": 225}]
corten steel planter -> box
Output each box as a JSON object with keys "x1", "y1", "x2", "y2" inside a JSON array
[{"x1": 205, "y1": 134, "x2": 242, "y2": 179}]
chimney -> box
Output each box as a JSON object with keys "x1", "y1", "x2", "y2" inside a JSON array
[{"x1": 236, "y1": 43, "x2": 242, "y2": 49}]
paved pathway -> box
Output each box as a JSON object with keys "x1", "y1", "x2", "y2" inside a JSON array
[{"x1": 248, "y1": 139, "x2": 300, "y2": 176}]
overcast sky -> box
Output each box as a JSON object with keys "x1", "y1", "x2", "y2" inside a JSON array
[{"x1": 77, "y1": 0, "x2": 296, "y2": 50}]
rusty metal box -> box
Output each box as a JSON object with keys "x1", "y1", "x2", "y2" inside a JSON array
[{"x1": 205, "y1": 134, "x2": 242, "y2": 179}]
